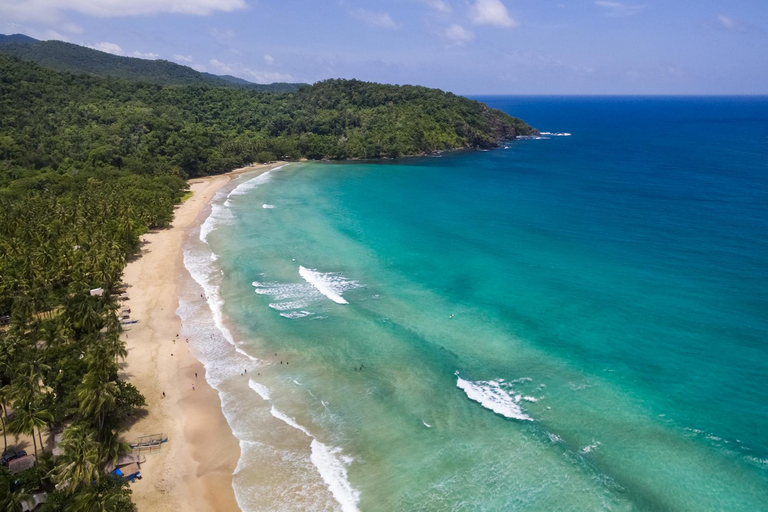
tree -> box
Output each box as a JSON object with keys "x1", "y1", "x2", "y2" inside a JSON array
[
  {"x1": 0, "y1": 466, "x2": 32, "y2": 512},
  {"x1": 7, "y1": 403, "x2": 53, "y2": 463},
  {"x1": 50, "y1": 425, "x2": 100, "y2": 493},
  {"x1": 0, "y1": 386, "x2": 9, "y2": 453},
  {"x1": 76, "y1": 372, "x2": 118, "y2": 434}
]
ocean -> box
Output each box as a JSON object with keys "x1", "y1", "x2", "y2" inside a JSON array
[{"x1": 179, "y1": 97, "x2": 768, "y2": 511}]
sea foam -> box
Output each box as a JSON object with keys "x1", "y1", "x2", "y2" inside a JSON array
[
  {"x1": 248, "y1": 379, "x2": 271, "y2": 401},
  {"x1": 456, "y1": 376, "x2": 533, "y2": 421},
  {"x1": 253, "y1": 267, "x2": 361, "y2": 318},
  {"x1": 268, "y1": 406, "x2": 361, "y2": 512},
  {"x1": 299, "y1": 266, "x2": 351, "y2": 305}
]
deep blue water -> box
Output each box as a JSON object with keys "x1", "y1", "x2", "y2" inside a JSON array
[{"x1": 189, "y1": 96, "x2": 768, "y2": 511}]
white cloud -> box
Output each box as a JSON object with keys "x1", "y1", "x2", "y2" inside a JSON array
[
  {"x1": 173, "y1": 54, "x2": 194, "y2": 63},
  {"x1": 0, "y1": 0, "x2": 246, "y2": 21},
  {"x1": 245, "y1": 69, "x2": 293, "y2": 83},
  {"x1": 209, "y1": 58, "x2": 293, "y2": 83},
  {"x1": 469, "y1": 0, "x2": 517, "y2": 28},
  {"x1": 209, "y1": 58, "x2": 234, "y2": 74},
  {"x1": 132, "y1": 50, "x2": 160, "y2": 59},
  {"x1": 87, "y1": 41, "x2": 160, "y2": 59},
  {"x1": 264, "y1": 54, "x2": 274, "y2": 65},
  {"x1": 89, "y1": 41, "x2": 125, "y2": 55},
  {"x1": 349, "y1": 9, "x2": 398, "y2": 29},
  {"x1": 716, "y1": 15, "x2": 747, "y2": 32},
  {"x1": 422, "y1": 0, "x2": 451, "y2": 13},
  {"x1": 444, "y1": 24, "x2": 474, "y2": 46},
  {"x1": 594, "y1": 1, "x2": 646, "y2": 17}
]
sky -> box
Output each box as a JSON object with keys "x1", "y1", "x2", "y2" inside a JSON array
[{"x1": 1, "y1": 0, "x2": 767, "y2": 94}]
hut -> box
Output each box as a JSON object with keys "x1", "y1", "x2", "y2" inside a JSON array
[{"x1": 8, "y1": 454, "x2": 35, "y2": 473}]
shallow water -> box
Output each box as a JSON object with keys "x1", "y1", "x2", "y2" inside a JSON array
[{"x1": 181, "y1": 97, "x2": 768, "y2": 511}]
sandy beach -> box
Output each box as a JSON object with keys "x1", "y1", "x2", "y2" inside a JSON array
[{"x1": 119, "y1": 163, "x2": 284, "y2": 512}]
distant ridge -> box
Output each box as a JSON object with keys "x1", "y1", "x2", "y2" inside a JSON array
[{"x1": 0, "y1": 34, "x2": 305, "y2": 92}]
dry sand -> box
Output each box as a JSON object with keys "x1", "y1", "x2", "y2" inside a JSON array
[{"x1": 119, "y1": 163, "x2": 284, "y2": 512}]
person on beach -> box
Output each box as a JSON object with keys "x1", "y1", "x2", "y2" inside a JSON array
[
  {"x1": 192, "y1": 385, "x2": 195, "y2": 391},
  {"x1": 162, "y1": 391, "x2": 165, "y2": 398},
  {"x1": 195, "y1": 372, "x2": 198, "y2": 378}
]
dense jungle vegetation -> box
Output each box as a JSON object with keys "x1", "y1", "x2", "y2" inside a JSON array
[{"x1": 0, "y1": 52, "x2": 534, "y2": 510}]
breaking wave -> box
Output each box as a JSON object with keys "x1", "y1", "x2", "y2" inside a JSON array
[
  {"x1": 266, "y1": 404, "x2": 361, "y2": 512},
  {"x1": 253, "y1": 267, "x2": 361, "y2": 318},
  {"x1": 456, "y1": 375, "x2": 534, "y2": 421}
]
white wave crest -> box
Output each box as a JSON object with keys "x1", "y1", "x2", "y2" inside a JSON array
[
  {"x1": 269, "y1": 406, "x2": 360, "y2": 512},
  {"x1": 580, "y1": 440, "x2": 601, "y2": 454},
  {"x1": 254, "y1": 269, "x2": 361, "y2": 317},
  {"x1": 200, "y1": 200, "x2": 234, "y2": 243},
  {"x1": 280, "y1": 310, "x2": 312, "y2": 319},
  {"x1": 299, "y1": 266, "x2": 358, "y2": 305},
  {"x1": 263, "y1": 204, "x2": 276, "y2": 209},
  {"x1": 456, "y1": 377, "x2": 533, "y2": 421},
  {"x1": 227, "y1": 171, "x2": 275, "y2": 199},
  {"x1": 540, "y1": 132, "x2": 572, "y2": 136},
  {"x1": 248, "y1": 379, "x2": 271, "y2": 401},
  {"x1": 310, "y1": 439, "x2": 361, "y2": 512}
]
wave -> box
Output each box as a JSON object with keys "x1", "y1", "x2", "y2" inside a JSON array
[
  {"x1": 269, "y1": 407, "x2": 361, "y2": 512},
  {"x1": 263, "y1": 204, "x2": 276, "y2": 209},
  {"x1": 227, "y1": 165, "x2": 286, "y2": 200},
  {"x1": 200, "y1": 198, "x2": 234, "y2": 243},
  {"x1": 254, "y1": 268, "x2": 361, "y2": 318},
  {"x1": 310, "y1": 440, "x2": 360, "y2": 512},
  {"x1": 580, "y1": 440, "x2": 601, "y2": 454},
  {"x1": 204, "y1": 165, "x2": 288, "y2": 239},
  {"x1": 248, "y1": 379, "x2": 271, "y2": 401},
  {"x1": 456, "y1": 376, "x2": 533, "y2": 421},
  {"x1": 539, "y1": 132, "x2": 572, "y2": 136},
  {"x1": 280, "y1": 310, "x2": 312, "y2": 319},
  {"x1": 299, "y1": 266, "x2": 357, "y2": 305}
]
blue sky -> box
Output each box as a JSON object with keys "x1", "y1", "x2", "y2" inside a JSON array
[{"x1": 1, "y1": 0, "x2": 766, "y2": 94}]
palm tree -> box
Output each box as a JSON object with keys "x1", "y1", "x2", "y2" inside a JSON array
[
  {"x1": 50, "y1": 425, "x2": 100, "y2": 493},
  {"x1": 76, "y1": 372, "x2": 118, "y2": 434},
  {"x1": 0, "y1": 386, "x2": 9, "y2": 453},
  {"x1": 97, "y1": 428, "x2": 130, "y2": 468},
  {"x1": 0, "y1": 473, "x2": 32, "y2": 512},
  {"x1": 7, "y1": 405, "x2": 53, "y2": 463},
  {"x1": 66, "y1": 293, "x2": 102, "y2": 334},
  {"x1": 66, "y1": 485, "x2": 130, "y2": 512}
]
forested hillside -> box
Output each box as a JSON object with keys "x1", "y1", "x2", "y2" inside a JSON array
[
  {"x1": 0, "y1": 55, "x2": 535, "y2": 184},
  {"x1": 0, "y1": 35, "x2": 304, "y2": 92}
]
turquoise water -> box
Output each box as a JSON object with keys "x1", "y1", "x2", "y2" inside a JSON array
[{"x1": 184, "y1": 97, "x2": 768, "y2": 511}]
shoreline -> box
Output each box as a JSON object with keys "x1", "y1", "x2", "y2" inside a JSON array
[{"x1": 120, "y1": 162, "x2": 286, "y2": 512}]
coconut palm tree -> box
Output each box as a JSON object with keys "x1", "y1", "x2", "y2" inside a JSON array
[
  {"x1": 97, "y1": 428, "x2": 130, "y2": 468},
  {"x1": 66, "y1": 483, "x2": 132, "y2": 512},
  {"x1": 76, "y1": 372, "x2": 118, "y2": 434},
  {"x1": 50, "y1": 425, "x2": 100, "y2": 493},
  {"x1": 7, "y1": 404, "x2": 53, "y2": 463}
]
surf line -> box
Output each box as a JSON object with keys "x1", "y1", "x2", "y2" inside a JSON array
[
  {"x1": 248, "y1": 380, "x2": 361, "y2": 512},
  {"x1": 299, "y1": 265, "x2": 349, "y2": 305}
]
